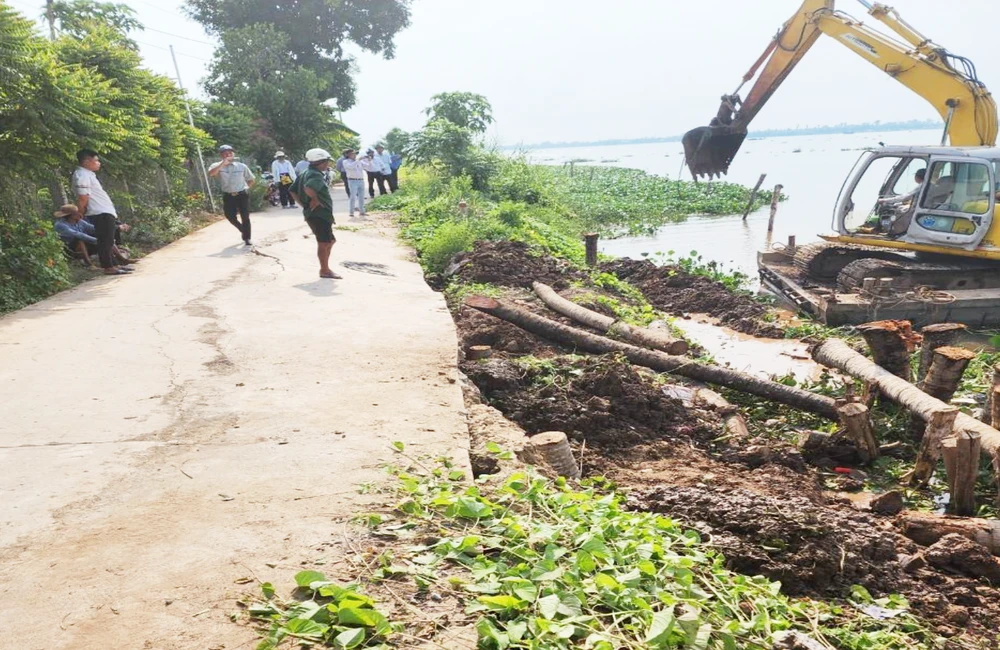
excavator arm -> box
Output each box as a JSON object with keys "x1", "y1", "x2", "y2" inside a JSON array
[{"x1": 683, "y1": 0, "x2": 998, "y2": 179}]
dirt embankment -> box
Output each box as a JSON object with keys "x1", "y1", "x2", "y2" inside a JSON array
[
  {"x1": 446, "y1": 241, "x2": 1000, "y2": 643},
  {"x1": 601, "y1": 258, "x2": 783, "y2": 338}
]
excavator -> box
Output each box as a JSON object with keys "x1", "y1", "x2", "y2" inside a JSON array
[{"x1": 683, "y1": 0, "x2": 1000, "y2": 326}]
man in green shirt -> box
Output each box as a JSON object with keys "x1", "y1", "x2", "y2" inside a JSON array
[{"x1": 291, "y1": 148, "x2": 341, "y2": 279}]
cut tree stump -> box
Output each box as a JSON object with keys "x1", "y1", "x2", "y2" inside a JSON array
[
  {"x1": 989, "y1": 362, "x2": 1000, "y2": 427},
  {"x1": 837, "y1": 402, "x2": 879, "y2": 464},
  {"x1": 468, "y1": 295, "x2": 839, "y2": 418},
  {"x1": 525, "y1": 431, "x2": 580, "y2": 479},
  {"x1": 943, "y1": 432, "x2": 981, "y2": 516},
  {"x1": 856, "y1": 320, "x2": 922, "y2": 382},
  {"x1": 532, "y1": 281, "x2": 688, "y2": 355},
  {"x1": 811, "y1": 338, "x2": 1000, "y2": 498},
  {"x1": 584, "y1": 233, "x2": 599, "y2": 268},
  {"x1": 897, "y1": 511, "x2": 1000, "y2": 554},
  {"x1": 917, "y1": 323, "x2": 966, "y2": 381},
  {"x1": 907, "y1": 345, "x2": 975, "y2": 441},
  {"x1": 911, "y1": 407, "x2": 958, "y2": 487},
  {"x1": 466, "y1": 345, "x2": 493, "y2": 360}
]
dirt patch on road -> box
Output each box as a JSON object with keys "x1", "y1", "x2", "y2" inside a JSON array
[{"x1": 601, "y1": 258, "x2": 783, "y2": 337}]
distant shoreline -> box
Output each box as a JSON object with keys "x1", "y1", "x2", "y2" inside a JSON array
[{"x1": 506, "y1": 120, "x2": 940, "y2": 150}]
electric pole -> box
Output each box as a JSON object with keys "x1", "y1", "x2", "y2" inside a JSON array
[{"x1": 170, "y1": 45, "x2": 216, "y2": 213}]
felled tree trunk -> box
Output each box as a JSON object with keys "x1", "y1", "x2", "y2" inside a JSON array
[
  {"x1": 917, "y1": 323, "x2": 967, "y2": 381},
  {"x1": 812, "y1": 338, "x2": 1000, "y2": 496},
  {"x1": 468, "y1": 296, "x2": 839, "y2": 418},
  {"x1": 897, "y1": 511, "x2": 1000, "y2": 554},
  {"x1": 531, "y1": 281, "x2": 688, "y2": 355},
  {"x1": 907, "y1": 346, "x2": 975, "y2": 441},
  {"x1": 856, "y1": 320, "x2": 921, "y2": 382}
]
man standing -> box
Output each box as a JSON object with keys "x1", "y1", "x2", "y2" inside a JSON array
[
  {"x1": 375, "y1": 144, "x2": 392, "y2": 195},
  {"x1": 341, "y1": 149, "x2": 372, "y2": 217},
  {"x1": 270, "y1": 151, "x2": 297, "y2": 208},
  {"x1": 208, "y1": 144, "x2": 256, "y2": 246},
  {"x1": 295, "y1": 157, "x2": 310, "y2": 176},
  {"x1": 72, "y1": 149, "x2": 129, "y2": 275},
  {"x1": 335, "y1": 152, "x2": 350, "y2": 198},
  {"x1": 290, "y1": 148, "x2": 341, "y2": 280},
  {"x1": 365, "y1": 148, "x2": 388, "y2": 198},
  {"x1": 388, "y1": 151, "x2": 402, "y2": 192}
]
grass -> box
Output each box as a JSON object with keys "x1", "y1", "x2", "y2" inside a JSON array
[{"x1": 246, "y1": 453, "x2": 951, "y2": 650}]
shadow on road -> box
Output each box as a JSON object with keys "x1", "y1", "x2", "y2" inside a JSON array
[
  {"x1": 209, "y1": 244, "x2": 251, "y2": 259},
  {"x1": 293, "y1": 280, "x2": 342, "y2": 297}
]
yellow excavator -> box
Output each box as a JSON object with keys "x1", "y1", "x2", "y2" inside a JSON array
[{"x1": 684, "y1": 0, "x2": 1000, "y2": 326}]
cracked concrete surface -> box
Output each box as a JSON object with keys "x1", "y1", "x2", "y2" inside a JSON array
[{"x1": 0, "y1": 204, "x2": 469, "y2": 649}]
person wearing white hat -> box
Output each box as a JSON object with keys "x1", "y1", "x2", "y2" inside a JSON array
[
  {"x1": 290, "y1": 148, "x2": 342, "y2": 279},
  {"x1": 270, "y1": 151, "x2": 297, "y2": 209}
]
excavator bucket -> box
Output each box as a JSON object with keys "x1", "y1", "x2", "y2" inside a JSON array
[{"x1": 682, "y1": 124, "x2": 747, "y2": 180}]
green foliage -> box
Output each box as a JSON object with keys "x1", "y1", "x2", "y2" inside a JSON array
[
  {"x1": 249, "y1": 571, "x2": 396, "y2": 650},
  {"x1": 443, "y1": 282, "x2": 506, "y2": 309},
  {"x1": 543, "y1": 166, "x2": 776, "y2": 237},
  {"x1": 368, "y1": 461, "x2": 941, "y2": 650},
  {"x1": 0, "y1": 3, "x2": 210, "y2": 312},
  {"x1": 421, "y1": 220, "x2": 477, "y2": 274},
  {"x1": 51, "y1": 0, "x2": 142, "y2": 39},
  {"x1": 383, "y1": 127, "x2": 409, "y2": 155},
  {"x1": 425, "y1": 91, "x2": 494, "y2": 133},
  {"x1": 653, "y1": 250, "x2": 752, "y2": 293}
]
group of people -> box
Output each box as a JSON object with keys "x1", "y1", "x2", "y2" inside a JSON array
[
  {"x1": 55, "y1": 141, "x2": 402, "y2": 281},
  {"x1": 54, "y1": 149, "x2": 136, "y2": 275}
]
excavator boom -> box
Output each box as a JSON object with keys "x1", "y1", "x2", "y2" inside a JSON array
[{"x1": 683, "y1": 0, "x2": 998, "y2": 179}]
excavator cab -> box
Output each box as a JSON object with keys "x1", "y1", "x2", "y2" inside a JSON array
[{"x1": 834, "y1": 147, "x2": 996, "y2": 250}]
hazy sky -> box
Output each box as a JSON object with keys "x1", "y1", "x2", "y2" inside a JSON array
[{"x1": 9, "y1": 0, "x2": 1000, "y2": 148}]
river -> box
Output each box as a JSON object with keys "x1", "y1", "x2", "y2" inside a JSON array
[{"x1": 530, "y1": 128, "x2": 943, "y2": 279}]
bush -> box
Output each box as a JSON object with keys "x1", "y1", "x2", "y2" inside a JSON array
[
  {"x1": 0, "y1": 214, "x2": 70, "y2": 313},
  {"x1": 248, "y1": 181, "x2": 269, "y2": 212},
  {"x1": 127, "y1": 205, "x2": 190, "y2": 249},
  {"x1": 420, "y1": 220, "x2": 476, "y2": 273}
]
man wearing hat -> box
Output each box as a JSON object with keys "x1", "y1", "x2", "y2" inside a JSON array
[
  {"x1": 208, "y1": 144, "x2": 256, "y2": 246},
  {"x1": 270, "y1": 151, "x2": 297, "y2": 209},
  {"x1": 341, "y1": 149, "x2": 372, "y2": 217},
  {"x1": 53, "y1": 204, "x2": 133, "y2": 270},
  {"x1": 290, "y1": 148, "x2": 341, "y2": 279}
]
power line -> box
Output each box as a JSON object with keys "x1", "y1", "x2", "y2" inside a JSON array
[
  {"x1": 134, "y1": 38, "x2": 212, "y2": 62},
  {"x1": 142, "y1": 25, "x2": 214, "y2": 47}
]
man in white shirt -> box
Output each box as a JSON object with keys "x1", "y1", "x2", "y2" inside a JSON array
[
  {"x1": 365, "y1": 147, "x2": 389, "y2": 198},
  {"x1": 341, "y1": 149, "x2": 373, "y2": 217},
  {"x1": 208, "y1": 144, "x2": 256, "y2": 246},
  {"x1": 270, "y1": 151, "x2": 297, "y2": 209},
  {"x1": 375, "y1": 144, "x2": 392, "y2": 193},
  {"x1": 72, "y1": 149, "x2": 131, "y2": 275}
]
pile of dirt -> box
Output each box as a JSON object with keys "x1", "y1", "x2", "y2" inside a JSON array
[
  {"x1": 627, "y1": 485, "x2": 1000, "y2": 639},
  {"x1": 449, "y1": 241, "x2": 586, "y2": 289},
  {"x1": 602, "y1": 258, "x2": 783, "y2": 338},
  {"x1": 460, "y1": 355, "x2": 716, "y2": 456},
  {"x1": 454, "y1": 306, "x2": 556, "y2": 357}
]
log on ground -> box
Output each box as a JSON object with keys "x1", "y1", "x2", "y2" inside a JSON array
[
  {"x1": 531, "y1": 281, "x2": 688, "y2": 355},
  {"x1": 467, "y1": 296, "x2": 839, "y2": 419},
  {"x1": 812, "y1": 338, "x2": 1000, "y2": 492},
  {"x1": 897, "y1": 511, "x2": 1000, "y2": 555}
]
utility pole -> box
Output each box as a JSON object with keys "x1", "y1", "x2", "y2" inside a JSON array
[
  {"x1": 170, "y1": 45, "x2": 216, "y2": 213},
  {"x1": 46, "y1": 0, "x2": 56, "y2": 39}
]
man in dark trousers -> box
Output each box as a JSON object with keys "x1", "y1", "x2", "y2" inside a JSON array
[
  {"x1": 290, "y1": 148, "x2": 341, "y2": 279},
  {"x1": 72, "y1": 149, "x2": 131, "y2": 276},
  {"x1": 208, "y1": 144, "x2": 256, "y2": 246}
]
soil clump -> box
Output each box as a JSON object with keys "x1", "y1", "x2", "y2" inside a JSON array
[
  {"x1": 450, "y1": 240, "x2": 586, "y2": 289},
  {"x1": 601, "y1": 258, "x2": 783, "y2": 337}
]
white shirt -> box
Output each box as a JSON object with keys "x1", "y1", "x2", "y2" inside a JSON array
[
  {"x1": 342, "y1": 157, "x2": 373, "y2": 180},
  {"x1": 71, "y1": 167, "x2": 117, "y2": 217},
  {"x1": 271, "y1": 159, "x2": 296, "y2": 182},
  {"x1": 375, "y1": 151, "x2": 392, "y2": 175}
]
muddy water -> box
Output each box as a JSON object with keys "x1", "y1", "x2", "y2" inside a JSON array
[
  {"x1": 532, "y1": 128, "x2": 943, "y2": 280},
  {"x1": 673, "y1": 316, "x2": 821, "y2": 382}
]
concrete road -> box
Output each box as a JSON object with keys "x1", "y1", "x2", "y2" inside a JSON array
[{"x1": 0, "y1": 203, "x2": 468, "y2": 649}]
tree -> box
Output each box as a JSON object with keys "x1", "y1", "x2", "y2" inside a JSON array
[
  {"x1": 186, "y1": 0, "x2": 412, "y2": 111},
  {"x1": 51, "y1": 0, "x2": 142, "y2": 39},
  {"x1": 425, "y1": 92, "x2": 494, "y2": 133},
  {"x1": 384, "y1": 127, "x2": 410, "y2": 155}
]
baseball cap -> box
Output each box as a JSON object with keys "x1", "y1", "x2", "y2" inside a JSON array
[
  {"x1": 218, "y1": 144, "x2": 234, "y2": 152},
  {"x1": 306, "y1": 148, "x2": 332, "y2": 162}
]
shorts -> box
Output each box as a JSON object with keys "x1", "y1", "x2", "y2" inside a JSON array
[{"x1": 306, "y1": 217, "x2": 335, "y2": 243}]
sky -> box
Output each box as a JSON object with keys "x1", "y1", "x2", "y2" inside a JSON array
[{"x1": 8, "y1": 0, "x2": 1000, "y2": 148}]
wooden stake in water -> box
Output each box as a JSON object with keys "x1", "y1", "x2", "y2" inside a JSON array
[
  {"x1": 767, "y1": 184, "x2": 783, "y2": 233},
  {"x1": 742, "y1": 173, "x2": 767, "y2": 220}
]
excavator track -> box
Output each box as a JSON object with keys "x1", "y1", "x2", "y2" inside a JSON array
[
  {"x1": 836, "y1": 256, "x2": 1000, "y2": 292},
  {"x1": 792, "y1": 242, "x2": 909, "y2": 280}
]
